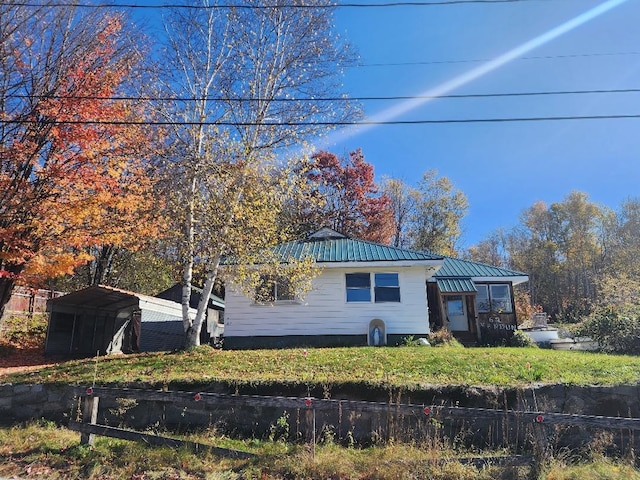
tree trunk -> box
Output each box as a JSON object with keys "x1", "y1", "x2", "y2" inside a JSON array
[
  {"x1": 184, "y1": 258, "x2": 221, "y2": 349},
  {"x1": 0, "y1": 276, "x2": 17, "y2": 325}
]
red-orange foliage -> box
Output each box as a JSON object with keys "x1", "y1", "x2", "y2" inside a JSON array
[
  {"x1": 0, "y1": 11, "x2": 159, "y2": 310},
  {"x1": 301, "y1": 149, "x2": 395, "y2": 244}
]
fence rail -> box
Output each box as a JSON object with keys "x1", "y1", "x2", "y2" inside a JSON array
[
  {"x1": 70, "y1": 383, "x2": 640, "y2": 474},
  {"x1": 70, "y1": 385, "x2": 640, "y2": 431}
]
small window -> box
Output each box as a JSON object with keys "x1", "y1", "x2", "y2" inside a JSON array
[
  {"x1": 490, "y1": 284, "x2": 513, "y2": 313},
  {"x1": 346, "y1": 273, "x2": 371, "y2": 302},
  {"x1": 374, "y1": 273, "x2": 400, "y2": 302},
  {"x1": 475, "y1": 284, "x2": 513, "y2": 313},
  {"x1": 255, "y1": 275, "x2": 295, "y2": 303},
  {"x1": 476, "y1": 285, "x2": 490, "y2": 313}
]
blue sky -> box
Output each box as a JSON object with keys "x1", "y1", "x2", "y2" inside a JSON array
[
  {"x1": 322, "y1": 0, "x2": 640, "y2": 247},
  {"x1": 122, "y1": 0, "x2": 640, "y2": 248}
]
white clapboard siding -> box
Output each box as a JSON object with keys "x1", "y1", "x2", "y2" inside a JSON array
[{"x1": 224, "y1": 266, "x2": 430, "y2": 337}]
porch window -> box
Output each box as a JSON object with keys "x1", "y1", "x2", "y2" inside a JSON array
[
  {"x1": 490, "y1": 284, "x2": 512, "y2": 313},
  {"x1": 255, "y1": 275, "x2": 295, "y2": 303},
  {"x1": 476, "y1": 284, "x2": 513, "y2": 313},
  {"x1": 476, "y1": 285, "x2": 490, "y2": 312},
  {"x1": 346, "y1": 273, "x2": 400, "y2": 303}
]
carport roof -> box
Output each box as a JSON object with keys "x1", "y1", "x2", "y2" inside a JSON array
[{"x1": 48, "y1": 285, "x2": 181, "y2": 313}]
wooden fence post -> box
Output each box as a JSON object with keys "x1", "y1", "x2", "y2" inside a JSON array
[
  {"x1": 531, "y1": 418, "x2": 550, "y2": 479},
  {"x1": 305, "y1": 398, "x2": 316, "y2": 460},
  {"x1": 80, "y1": 392, "x2": 99, "y2": 446}
]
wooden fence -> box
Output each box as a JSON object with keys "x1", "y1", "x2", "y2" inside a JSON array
[
  {"x1": 69, "y1": 385, "x2": 640, "y2": 469},
  {"x1": 3, "y1": 287, "x2": 65, "y2": 315}
]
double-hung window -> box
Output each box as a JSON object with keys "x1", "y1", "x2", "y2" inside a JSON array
[
  {"x1": 345, "y1": 273, "x2": 371, "y2": 302},
  {"x1": 346, "y1": 273, "x2": 400, "y2": 303},
  {"x1": 476, "y1": 284, "x2": 513, "y2": 313}
]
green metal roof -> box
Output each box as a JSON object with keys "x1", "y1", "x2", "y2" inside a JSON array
[
  {"x1": 433, "y1": 256, "x2": 527, "y2": 279},
  {"x1": 272, "y1": 228, "x2": 442, "y2": 263},
  {"x1": 436, "y1": 278, "x2": 477, "y2": 293}
]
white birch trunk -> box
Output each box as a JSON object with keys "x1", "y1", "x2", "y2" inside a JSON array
[{"x1": 185, "y1": 255, "x2": 221, "y2": 348}]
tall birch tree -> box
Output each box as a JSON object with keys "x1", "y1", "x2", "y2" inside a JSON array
[{"x1": 159, "y1": 0, "x2": 357, "y2": 346}]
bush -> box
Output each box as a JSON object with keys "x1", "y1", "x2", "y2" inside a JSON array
[
  {"x1": 508, "y1": 329, "x2": 539, "y2": 348},
  {"x1": 575, "y1": 306, "x2": 640, "y2": 355},
  {"x1": 427, "y1": 329, "x2": 463, "y2": 348}
]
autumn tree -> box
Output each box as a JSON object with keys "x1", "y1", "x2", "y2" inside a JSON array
[
  {"x1": 287, "y1": 149, "x2": 394, "y2": 244},
  {"x1": 158, "y1": 0, "x2": 357, "y2": 346},
  {"x1": 382, "y1": 171, "x2": 468, "y2": 255},
  {"x1": 464, "y1": 229, "x2": 509, "y2": 268},
  {"x1": 0, "y1": 3, "x2": 158, "y2": 318},
  {"x1": 409, "y1": 171, "x2": 468, "y2": 256},
  {"x1": 478, "y1": 192, "x2": 610, "y2": 321},
  {"x1": 382, "y1": 177, "x2": 418, "y2": 248}
]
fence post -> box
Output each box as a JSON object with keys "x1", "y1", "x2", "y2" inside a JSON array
[
  {"x1": 305, "y1": 398, "x2": 316, "y2": 460},
  {"x1": 531, "y1": 419, "x2": 550, "y2": 479},
  {"x1": 80, "y1": 391, "x2": 99, "y2": 446}
]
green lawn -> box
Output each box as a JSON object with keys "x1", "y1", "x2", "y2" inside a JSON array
[{"x1": 4, "y1": 345, "x2": 640, "y2": 388}]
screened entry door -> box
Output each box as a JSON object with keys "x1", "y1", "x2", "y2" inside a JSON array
[{"x1": 446, "y1": 296, "x2": 468, "y2": 331}]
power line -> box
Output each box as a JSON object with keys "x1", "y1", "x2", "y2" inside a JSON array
[
  {"x1": 3, "y1": 0, "x2": 549, "y2": 9},
  {"x1": 358, "y1": 51, "x2": 640, "y2": 67},
  {"x1": 9, "y1": 87, "x2": 640, "y2": 103},
  {"x1": 3, "y1": 113, "x2": 640, "y2": 126}
]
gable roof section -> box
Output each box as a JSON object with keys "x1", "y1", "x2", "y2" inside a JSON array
[{"x1": 273, "y1": 230, "x2": 443, "y2": 264}]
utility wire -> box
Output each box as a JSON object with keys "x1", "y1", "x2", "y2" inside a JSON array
[
  {"x1": 8, "y1": 87, "x2": 640, "y2": 103},
  {"x1": 3, "y1": 114, "x2": 640, "y2": 126},
  {"x1": 359, "y1": 51, "x2": 640, "y2": 67},
  {"x1": 2, "y1": 0, "x2": 552, "y2": 9}
]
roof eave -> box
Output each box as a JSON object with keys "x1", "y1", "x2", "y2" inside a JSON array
[
  {"x1": 319, "y1": 259, "x2": 444, "y2": 269},
  {"x1": 472, "y1": 275, "x2": 529, "y2": 285}
]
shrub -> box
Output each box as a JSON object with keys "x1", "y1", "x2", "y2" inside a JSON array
[
  {"x1": 508, "y1": 329, "x2": 539, "y2": 348},
  {"x1": 575, "y1": 306, "x2": 640, "y2": 355},
  {"x1": 428, "y1": 329, "x2": 463, "y2": 348}
]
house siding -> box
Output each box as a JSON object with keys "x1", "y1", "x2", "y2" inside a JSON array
[{"x1": 224, "y1": 266, "x2": 430, "y2": 348}]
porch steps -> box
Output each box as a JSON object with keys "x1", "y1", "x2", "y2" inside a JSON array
[{"x1": 452, "y1": 331, "x2": 478, "y2": 347}]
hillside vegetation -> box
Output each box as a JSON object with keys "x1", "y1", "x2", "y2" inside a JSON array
[{"x1": 3, "y1": 344, "x2": 640, "y2": 388}]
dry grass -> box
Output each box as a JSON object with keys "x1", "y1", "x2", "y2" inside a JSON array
[{"x1": 1, "y1": 421, "x2": 638, "y2": 480}]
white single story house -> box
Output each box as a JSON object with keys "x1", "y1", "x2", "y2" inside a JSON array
[
  {"x1": 223, "y1": 228, "x2": 444, "y2": 349},
  {"x1": 223, "y1": 228, "x2": 530, "y2": 349}
]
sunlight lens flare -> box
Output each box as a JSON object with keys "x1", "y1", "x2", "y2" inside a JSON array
[{"x1": 317, "y1": 0, "x2": 631, "y2": 149}]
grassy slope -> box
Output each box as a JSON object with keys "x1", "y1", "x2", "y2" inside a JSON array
[{"x1": 3, "y1": 345, "x2": 640, "y2": 388}]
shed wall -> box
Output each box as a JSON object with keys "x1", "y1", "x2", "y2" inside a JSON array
[{"x1": 139, "y1": 310, "x2": 185, "y2": 352}]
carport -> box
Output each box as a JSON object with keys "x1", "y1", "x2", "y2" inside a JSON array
[{"x1": 45, "y1": 285, "x2": 190, "y2": 357}]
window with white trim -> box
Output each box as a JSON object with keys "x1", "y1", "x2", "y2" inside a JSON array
[
  {"x1": 346, "y1": 273, "x2": 371, "y2": 302},
  {"x1": 255, "y1": 275, "x2": 295, "y2": 303},
  {"x1": 346, "y1": 273, "x2": 400, "y2": 303},
  {"x1": 476, "y1": 284, "x2": 513, "y2": 313}
]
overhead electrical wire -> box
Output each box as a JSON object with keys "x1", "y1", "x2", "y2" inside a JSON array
[
  {"x1": 359, "y1": 50, "x2": 640, "y2": 67},
  {"x1": 8, "y1": 87, "x2": 640, "y2": 103},
  {"x1": 3, "y1": 114, "x2": 640, "y2": 126},
  {"x1": 2, "y1": 0, "x2": 553, "y2": 10}
]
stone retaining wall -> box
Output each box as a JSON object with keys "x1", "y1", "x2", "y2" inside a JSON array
[{"x1": 1, "y1": 382, "x2": 639, "y2": 452}]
